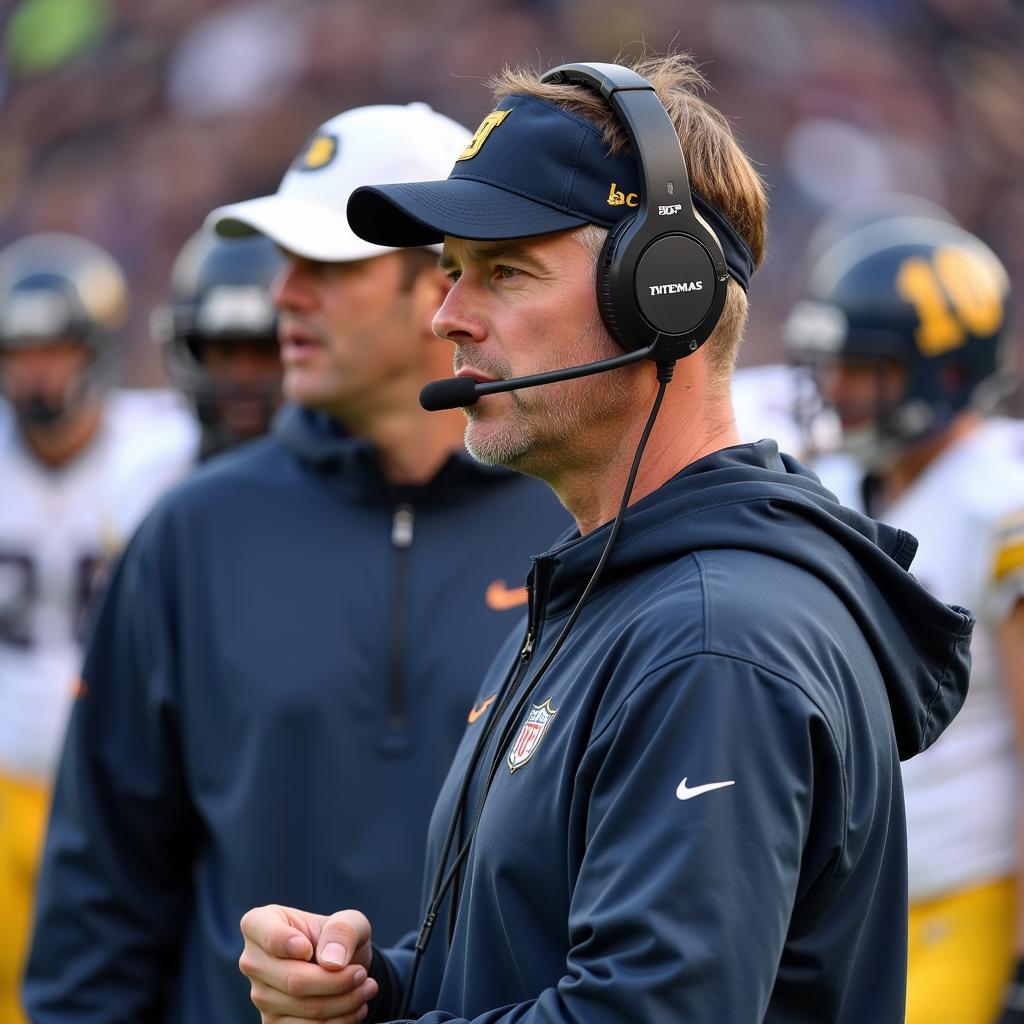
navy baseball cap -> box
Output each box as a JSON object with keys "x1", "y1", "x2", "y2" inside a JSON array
[{"x1": 347, "y1": 94, "x2": 754, "y2": 291}]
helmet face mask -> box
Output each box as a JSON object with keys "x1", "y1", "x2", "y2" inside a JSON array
[
  {"x1": 785, "y1": 209, "x2": 1010, "y2": 469},
  {"x1": 0, "y1": 233, "x2": 127, "y2": 433},
  {"x1": 811, "y1": 352, "x2": 911, "y2": 471},
  {"x1": 154, "y1": 230, "x2": 283, "y2": 457},
  {"x1": 181, "y1": 333, "x2": 282, "y2": 445},
  {"x1": 0, "y1": 338, "x2": 97, "y2": 429}
]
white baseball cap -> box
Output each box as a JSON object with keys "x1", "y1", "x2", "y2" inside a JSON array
[{"x1": 206, "y1": 103, "x2": 471, "y2": 263}]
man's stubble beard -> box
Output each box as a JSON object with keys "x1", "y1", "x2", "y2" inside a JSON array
[{"x1": 463, "y1": 315, "x2": 632, "y2": 477}]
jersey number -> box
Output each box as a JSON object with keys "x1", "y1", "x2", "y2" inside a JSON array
[
  {"x1": 0, "y1": 551, "x2": 101, "y2": 648},
  {"x1": 896, "y1": 245, "x2": 1004, "y2": 357}
]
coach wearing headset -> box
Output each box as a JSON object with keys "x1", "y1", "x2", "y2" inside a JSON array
[{"x1": 237, "y1": 54, "x2": 972, "y2": 1023}]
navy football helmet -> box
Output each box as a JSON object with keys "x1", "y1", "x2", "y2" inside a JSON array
[
  {"x1": 153, "y1": 229, "x2": 282, "y2": 457},
  {"x1": 0, "y1": 232, "x2": 128, "y2": 426},
  {"x1": 784, "y1": 203, "x2": 1010, "y2": 467}
]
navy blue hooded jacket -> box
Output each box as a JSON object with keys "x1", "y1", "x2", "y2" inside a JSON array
[
  {"x1": 24, "y1": 405, "x2": 568, "y2": 1024},
  {"x1": 368, "y1": 441, "x2": 972, "y2": 1024}
]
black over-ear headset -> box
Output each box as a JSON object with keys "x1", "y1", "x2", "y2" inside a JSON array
[
  {"x1": 419, "y1": 60, "x2": 734, "y2": 413},
  {"x1": 400, "y1": 63, "x2": 733, "y2": 1016},
  {"x1": 542, "y1": 61, "x2": 730, "y2": 361}
]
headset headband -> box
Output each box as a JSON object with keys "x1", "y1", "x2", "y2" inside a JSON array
[{"x1": 540, "y1": 62, "x2": 731, "y2": 361}]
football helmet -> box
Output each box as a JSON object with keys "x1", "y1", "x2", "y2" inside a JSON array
[
  {"x1": 784, "y1": 202, "x2": 1010, "y2": 468},
  {"x1": 153, "y1": 229, "x2": 282, "y2": 457},
  {"x1": 0, "y1": 232, "x2": 127, "y2": 426}
]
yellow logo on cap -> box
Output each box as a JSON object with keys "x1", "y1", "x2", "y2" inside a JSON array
[
  {"x1": 295, "y1": 133, "x2": 338, "y2": 171},
  {"x1": 607, "y1": 183, "x2": 638, "y2": 208},
  {"x1": 457, "y1": 109, "x2": 510, "y2": 161}
]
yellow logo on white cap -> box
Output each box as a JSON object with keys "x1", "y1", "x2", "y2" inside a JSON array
[{"x1": 295, "y1": 133, "x2": 338, "y2": 171}]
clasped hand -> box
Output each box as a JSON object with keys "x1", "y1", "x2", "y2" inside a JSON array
[{"x1": 238, "y1": 905, "x2": 379, "y2": 1022}]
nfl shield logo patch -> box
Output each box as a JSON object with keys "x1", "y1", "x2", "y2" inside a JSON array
[{"x1": 508, "y1": 699, "x2": 558, "y2": 774}]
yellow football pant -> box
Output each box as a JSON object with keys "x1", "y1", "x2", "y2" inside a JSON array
[
  {"x1": 0, "y1": 773, "x2": 49, "y2": 1024},
  {"x1": 906, "y1": 877, "x2": 1015, "y2": 1024}
]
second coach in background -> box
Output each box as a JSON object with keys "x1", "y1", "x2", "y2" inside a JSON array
[{"x1": 24, "y1": 103, "x2": 567, "y2": 1024}]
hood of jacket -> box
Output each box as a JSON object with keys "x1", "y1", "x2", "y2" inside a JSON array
[
  {"x1": 272, "y1": 402, "x2": 508, "y2": 499},
  {"x1": 539, "y1": 439, "x2": 973, "y2": 761},
  {"x1": 273, "y1": 402, "x2": 354, "y2": 466}
]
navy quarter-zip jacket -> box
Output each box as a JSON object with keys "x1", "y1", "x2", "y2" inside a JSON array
[
  {"x1": 370, "y1": 441, "x2": 972, "y2": 1024},
  {"x1": 24, "y1": 405, "x2": 568, "y2": 1024}
]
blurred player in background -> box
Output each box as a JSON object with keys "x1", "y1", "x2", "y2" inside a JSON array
[
  {"x1": 0, "y1": 233, "x2": 196, "y2": 1024},
  {"x1": 731, "y1": 197, "x2": 961, "y2": 458},
  {"x1": 24, "y1": 104, "x2": 568, "y2": 1024},
  {"x1": 153, "y1": 228, "x2": 283, "y2": 460},
  {"x1": 731, "y1": 360, "x2": 838, "y2": 457},
  {"x1": 786, "y1": 203, "x2": 1024, "y2": 1024}
]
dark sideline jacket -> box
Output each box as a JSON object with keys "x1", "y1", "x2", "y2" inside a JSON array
[
  {"x1": 369, "y1": 441, "x2": 972, "y2": 1024},
  {"x1": 25, "y1": 405, "x2": 568, "y2": 1024}
]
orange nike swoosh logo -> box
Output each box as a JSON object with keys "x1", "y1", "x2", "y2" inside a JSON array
[
  {"x1": 468, "y1": 694, "x2": 497, "y2": 724},
  {"x1": 486, "y1": 580, "x2": 528, "y2": 611}
]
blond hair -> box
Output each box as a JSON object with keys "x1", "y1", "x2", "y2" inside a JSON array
[{"x1": 487, "y1": 54, "x2": 767, "y2": 384}]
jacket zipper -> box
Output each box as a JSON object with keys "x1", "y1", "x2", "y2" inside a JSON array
[
  {"x1": 520, "y1": 559, "x2": 546, "y2": 661},
  {"x1": 389, "y1": 503, "x2": 415, "y2": 729},
  {"x1": 445, "y1": 559, "x2": 547, "y2": 943}
]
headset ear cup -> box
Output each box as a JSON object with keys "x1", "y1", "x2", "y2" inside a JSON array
[{"x1": 596, "y1": 216, "x2": 636, "y2": 352}]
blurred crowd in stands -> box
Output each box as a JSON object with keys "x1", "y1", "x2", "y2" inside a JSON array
[{"x1": 0, "y1": 0, "x2": 1021, "y2": 387}]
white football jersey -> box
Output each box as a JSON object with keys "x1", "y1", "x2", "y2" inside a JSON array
[
  {"x1": 0, "y1": 389, "x2": 198, "y2": 781},
  {"x1": 815, "y1": 419, "x2": 1024, "y2": 901},
  {"x1": 732, "y1": 363, "x2": 839, "y2": 458}
]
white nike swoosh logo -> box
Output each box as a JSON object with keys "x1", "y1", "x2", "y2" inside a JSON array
[{"x1": 676, "y1": 777, "x2": 736, "y2": 801}]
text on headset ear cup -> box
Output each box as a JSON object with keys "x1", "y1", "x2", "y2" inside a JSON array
[
  {"x1": 633, "y1": 232, "x2": 720, "y2": 336},
  {"x1": 600, "y1": 215, "x2": 726, "y2": 360}
]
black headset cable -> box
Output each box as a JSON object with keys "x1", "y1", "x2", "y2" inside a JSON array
[{"x1": 396, "y1": 360, "x2": 675, "y2": 1018}]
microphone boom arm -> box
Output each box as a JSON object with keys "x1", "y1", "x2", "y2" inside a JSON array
[
  {"x1": 420, "y1": 343, "x2": 656, "y2": 411},
  {"x1": 472, "y1": 345, "x2": 654, "y2": 398}
]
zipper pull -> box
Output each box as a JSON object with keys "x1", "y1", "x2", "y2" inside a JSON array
[
  {"x1": 520, "y1": 631, "x2": 534, "y2": 658},
  {"x1": 392, "y1": 504, "x2": 414, "y2": 548}
]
